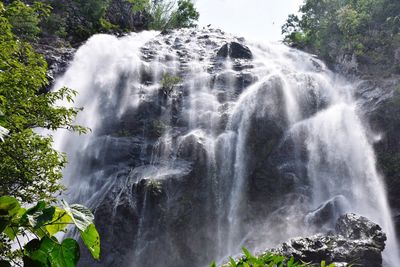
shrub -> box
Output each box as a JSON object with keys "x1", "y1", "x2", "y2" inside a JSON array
[{"x1": 212, "y1": 247, "x2": 335, "y2": 267}]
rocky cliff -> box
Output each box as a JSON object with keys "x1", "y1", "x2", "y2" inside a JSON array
[
  {"x1": 342, "y1": 57, "x2": 400, "y2": 244},
  {"x1": 44, "y1": 28, "x2": 399, "y2": 266}
]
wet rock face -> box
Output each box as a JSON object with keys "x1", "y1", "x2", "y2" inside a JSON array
[
  {"x1": 217, "y1": 42, "x2": 253, "y2": 59},
  {"x1": 70, "y1": 29, "x2": 266, "y2": 267},
  {"x1": 305, "y1": 195, "x2": 349, "y2": 229},
  {"x1": 355, "y1": 76, "x2": 400, "y2": 239},
  {"x1": 34, "y1": 44, "x2": 75, "y2": 92},
  {"x1": 274, "y1": 213, "x2": 386, "y2": 267},
  {"x1": 336, "y1": 213, "x2": 386, "y2": 247},
  {"x1": 54, "y1": 27, "x2": 395, "y2": 267}
]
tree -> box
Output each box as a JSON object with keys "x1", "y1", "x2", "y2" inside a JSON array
[
  {"x1": 146, "y1": 0, "x2": 199, "y2": 30},
  {"x1": 0, "y1": 3, "x2": 98, "y2": 265},
  {"x1": 169, "y1": 0, "x2": 199, "y2": 29},
  {"x1": 3, "y1": 0, "x2": 51, "y2": 41},
  {"x1": 0, "y1": 1, "x2": 85, "y2": 205},
  {"x1": 282, "y1": 0, "x2": 400, "y2": 69}
]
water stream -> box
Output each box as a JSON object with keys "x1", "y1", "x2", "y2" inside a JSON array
[{"x1": 53, "y1": 29, "x2": 399, "y2": 266}]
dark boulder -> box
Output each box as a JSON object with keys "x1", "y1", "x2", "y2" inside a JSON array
[
  {"x1": 336, "y1": 213, "x2": 386, "y2": 249},
  {"x1": 274, "y1": 213, "x2": 386, "y2": 267},
  {"x1": 217, "y1": 42, "x2": 253, "y2": 59}
]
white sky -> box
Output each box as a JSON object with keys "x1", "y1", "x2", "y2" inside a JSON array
[{"x1": 194, "y1": 0, "x2": 303, "y2": 42}]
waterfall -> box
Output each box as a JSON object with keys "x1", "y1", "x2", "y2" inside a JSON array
[{"x1": 53, "y1": 28, "x2": 399, "y2": 266}]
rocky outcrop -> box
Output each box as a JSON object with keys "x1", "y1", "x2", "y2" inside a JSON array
[
  {"x1": 217, "y1": 42, "x2": 253, "y2": 59},
  {"x1": 223, "y1": 214, "x2": 386, "y2": 267},
  {"x1": 275, "y1": 214, "x2": 386, "y2": 267},
  {"x1": 34, "y1": 43, "x2": 76, "y2": 91}
]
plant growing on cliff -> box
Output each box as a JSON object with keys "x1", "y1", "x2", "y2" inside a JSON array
[
  {"x1": 144, "y1": 0, "x2": 199, "y2": 30},
  {"x1": 160, "y1": 73, "x2": 181, "y2": 96}
]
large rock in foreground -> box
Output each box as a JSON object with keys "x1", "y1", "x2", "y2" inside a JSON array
[{"x1": 274, "y1": 213, "x2": 386, "y2": 267}]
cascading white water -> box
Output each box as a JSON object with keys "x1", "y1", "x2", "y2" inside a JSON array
[{"x1": 52, "y1": 28, "x2": 399, "y2": 266}]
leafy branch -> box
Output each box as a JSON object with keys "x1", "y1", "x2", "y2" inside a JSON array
[{"x1": 0, "y1": 196, "x2": 100, "y2": 266}]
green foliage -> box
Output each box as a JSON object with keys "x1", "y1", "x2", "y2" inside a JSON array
[
  {"x1": 80, "y1": 223, "x2": 100, "y2": 260},
  {"x1": 126, "y1": 0, "x2": 150, "y2": 12},
  {"x1": 160, "y1": 73, "x2": 181, "y2": 96},
  {"x1": 3, "y1": 0, "x2": 199, "y2": 44},
  {"x1": 0, "y1": 9, "x2": 86, "y2": 203},
  {"x1": 170, "y1": 0, "x2": 199, "y2": 28},
  {"x1": 282, "y1": 0, "x2": 400, "y2": 69},
  {"x1": 41, "y1": 13, "x2": 68, "y2": 38},
  {"x1": 147, "y1": 0, "x2": 199, "y2": 30},
  {"x1": 217, "y1": 247, "x2": 336, "y2": 267},
  {"x1": 148, "y1": 0, "x2": 175, "y2": 30},
  {"x1": 64, "y1": 0, "x2": 113, "y2": 41},
  {"x1": 0, "y1": 196, "x2": 100, "y2": 266},
  {"x1": 24, "y1": 237, "x2": 80, "y2": 267},
  {"x1": 61, "y1": 200, "x2": 100, "y2": 259},
  {"x1": 79, "y1": 0, "x2": 110, "y2": 24},
  {"x1": 0, "y1": 3, "x2": 100, "y2": 266},
  {"x1": 2, "y1": 0, "x2": 51, "y2": 41}
]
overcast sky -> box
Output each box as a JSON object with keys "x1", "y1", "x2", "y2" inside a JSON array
[{"x1": 194, "y1": 0, "x2": 303, "y2": 42}]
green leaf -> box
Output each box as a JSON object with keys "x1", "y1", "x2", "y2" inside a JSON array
[
  {"x1": 242, "y1": 247, "x2": 253, "y2": 260},
  {"x1": 25, "y1": 237, "x2": 80, "y2": 267},
  {"x1": 0, "y1": 220, "x2": 8, "y2": 234},
  {"x1": 209, "y1": 261, "x2": 216, "y2": 267},
  {"x1": 80, "y1": 223, "x2": 100, "y2": 260},
  {"x1": 229, "y1": 257, "x2": 237, "y2": 267},
  {"x1": 60, "y1": 239, "x2": 80, "y2": 264},
  {"x1": 62, "y1": 200, "x2": 94, "y2": 231},
  {"x1": 0, "y1": 196, "x2": 21, "y2": 233},
  {"x1": 24, "y1": 238, "x2": 48, "y2": 265},
  {"x1": 3, "y1": 226, "x2": 17, "y2": 240},
  {"x1": 287, "y1": 257, "x2": 295, "y2": 267},
  {"x1": 0, "y1": 196, "x2": 20, "y2": 216},
  {"x1": 20, "y1": 201, "x2": 56, "y2": 230},
  {"x1": 45, "y1": 207, "x2": 72, "y2": 236},
  {"x1": 30, "y1": 207, "x2": 55, "y2": 228},
  {"x1": 21, "y1": 201, "x2": 46, "y2": 226},
  {"x1": 47, "y1": 238, "x2": 80, "y2": 267}
]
